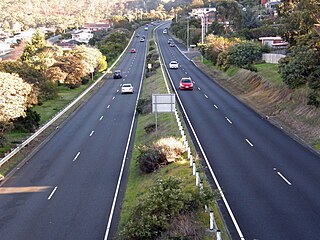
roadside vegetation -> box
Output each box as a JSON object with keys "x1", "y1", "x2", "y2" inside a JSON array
[
  {"x1": 117, "y1": 33, "x2": 228, "y2": 240},
  {"x1": 170, "y1": 0, "x2": 320, "y2": 150}
]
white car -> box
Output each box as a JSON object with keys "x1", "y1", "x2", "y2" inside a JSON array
[
  {"x1": 169, "y1": 60, "x2": 179, "y2": 69},
  {"x1": 121, "y1": 83, "x2": 134, "y2": 94},
  {"x1": 163, "y1": 29, "x2": 167, "y2": 34}
]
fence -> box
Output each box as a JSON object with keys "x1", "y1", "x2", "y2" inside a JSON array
[{"x1": 262, "y1": 53, "x2": 286, "y2": 64}]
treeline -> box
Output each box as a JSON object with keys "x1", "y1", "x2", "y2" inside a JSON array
[{"x1": 171, "y1": 0, "x2": 320, "y2": 107}]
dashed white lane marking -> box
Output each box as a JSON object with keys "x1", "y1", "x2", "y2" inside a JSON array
[
  {"x1": 245, "y1": 138, "x2": 254, "y2": 147},
  {"x1": 73, "y1": 152, "x2": 80, "y2": 161},
  {"x1": 112, "y1": 96, "x2": 115, "y2": 100},
  {"x1": 107, "y1": 105, "x2": 110, "y2": 109},
  {"x1": 117, "y1": 90, "x2": 119, "y2": 92},
  {"x1": 277, "y1": 172, "x2": 292, "y2": 186},
  {"x1": 214, "y1": 104, "x2": 219, "y2": 109},
  {"x1": 185, "y1": 72, "x2": 188, "y2": 74},
  {"x1": 198, "y1": 87, "x2": 201, "y2": 90},
  {"x1": 225, "y1": 117, "x2": 232, "y2": 124},
  {"x1": 100, "y1": 116, "x2": 104, "y2": 121},
  {"x1": 48, "y1": 186, "x2": 58, "y2": 200},
  {"x1": 90, "y1": 130, "x2": 94, "y2": 137},
  {"x1": 204, "y1": 94, "x2": 208, "y2": 98}
]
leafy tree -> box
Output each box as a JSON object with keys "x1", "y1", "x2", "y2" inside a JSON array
[
  {"x1": 217, "y1": 42, "x2": 262, "y2": 71},
  {"x1": 0, "y1": 72, "x2": 37, "y2": 122},
  {"x1": 20, "y1": 30, "x2": 47, "y2": 63},
  {"x1": 216, "y1": 0, "x2": 243, "y2": 32}
]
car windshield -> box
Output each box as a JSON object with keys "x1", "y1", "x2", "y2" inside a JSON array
[
  {"x1": 123, "y1": 84, "x2": 131, "y2": 87},
  {"x1": 182, "y1": 79, "x2": 191, "y2": 83},
  {"x1": 171, "y1": 61, "x2": 177, "y2": 64}
]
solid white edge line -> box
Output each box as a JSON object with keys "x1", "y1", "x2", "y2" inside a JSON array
[
  {"x1": 277, "y1": 172, "x2": 292, "y2": 186},
  {"x1": 48, "y1": 186, "x2": 58, "y2": 200},
  {"x1": 157, "y1": 23, "x2": 245, "y2": 240},
  {"x1": 245, "y1": 139, "x2": 254, "y2": 147},
  {"x1": 103, "y1": 26, "x2": 149, "y2": 240},
  {"x1": 73, "y1": 152, "x2": 80, "y2": 161}
]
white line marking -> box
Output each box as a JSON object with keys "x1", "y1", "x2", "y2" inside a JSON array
[
  {"x1": 204, "y1": 94, "x2": 208, "y2": 98},
  {"x1": 277, "y1": 172, "x2": 292, "y2": 185},
  {"x1": 100, "y1": 116, "x2": 104, "y2": 121},
  {"x1": 214, "y1": 104, "x2": 219, "y2": 109},
  {"x1": 117, "y1": 90, "x2": 119, "y2": 92},
  {"x1": 198, "y1": 87, "x2": 201, "y2": 90},
  {"x1": 90, "y1": 130, "x2": 94, "y2": 137},
  {"x1": 245, "y1": 138, "x2": 253, "y2": 147},
  {"x1": 225, "y1": 117, "x2": 232, "y2": 124},
  {"x1": 107, "y1": 105, "x2": 110, "y2": 109},
  {"x1": 185, "y1": 72, "x2": 188, "y2": 74},
  {"x1": 73, "y1": 152, "x2": 80, "y2": 161},
  {"x1": 48, "y1": 186, "x2": 58, "y2": 200},
  {"x1": 112, "y1": 96, "x2": 115, "y2": 100}
]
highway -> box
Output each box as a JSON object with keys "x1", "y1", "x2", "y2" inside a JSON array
[
  {"x1": 0, "y1": 26, "x2": 150, "y2": 240},
  {"x1": 156, "y1": 25, "x2": 320, "y2": 239}
]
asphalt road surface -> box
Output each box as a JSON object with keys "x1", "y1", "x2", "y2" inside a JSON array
[
  {"x1": 156, "y1": 24, "x2": 320, "y2": 240},
  {"x1": 0, "y1": 26, "x2": 150, "y2": 240}
]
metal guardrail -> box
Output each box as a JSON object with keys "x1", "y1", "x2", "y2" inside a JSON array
[{"x1": 0, "y1": 31, "x2": 136, "y2": 168}]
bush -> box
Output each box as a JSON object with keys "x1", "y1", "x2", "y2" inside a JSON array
[
  {"x1": 154, "y1": 137, "x2": 185, "y2": 161},
  {"x1": 144, "y1": 123, "x2": 156, "y2": 133},
  {"x1": 118, "y1": 177, "x2": 187, "y2": 239},
  {"x1": 13, "y1": 108, "x2": 41, "y2": 133},
  {"x1": 118, "y1": 177, "x2": 220, "y2": 240},
  {"x1": 227, "y1": 42, "x2": 262, "y2": 68},
  {"x1": 136, "y1": 98, "x2": 151, "y2": 114},
  {"x1": 136, "y1": 145, "x2": 167, "y2": 173}
]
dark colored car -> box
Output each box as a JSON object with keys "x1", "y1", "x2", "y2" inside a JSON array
[
  {"x1": 179, "y1": 77, "x2": 193, "y2": 90},
  {"x1": 113, "y1": 70, "x2": 122, "y2": 79}
]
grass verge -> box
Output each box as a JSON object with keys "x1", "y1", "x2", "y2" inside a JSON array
[{"x1": 117, "y1": 42, "x2": 230, "y2": 239}]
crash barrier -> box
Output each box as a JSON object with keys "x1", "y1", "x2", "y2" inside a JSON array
[{"x1": 175, "y1": 109, "x2": 222, "y2": 238}]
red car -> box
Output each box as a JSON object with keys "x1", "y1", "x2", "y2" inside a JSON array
[
  {"x1": 179, "y1": 77, "x2": 193, "y2": 90},
  {"x1": 130, "y1": 48, "x2": 136, "y2": 53}
]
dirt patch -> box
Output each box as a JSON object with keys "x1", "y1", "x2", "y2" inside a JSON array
[{"x1": 194, "y1": 60, "x2": 320, "y2": 152}]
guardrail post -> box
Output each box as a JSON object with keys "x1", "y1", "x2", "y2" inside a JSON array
[
  {"x1": 217, "y1": 229, "x2": 221, "y2": 240},
  {"x1": 196, "y1": 171, "x2": 199, "y2": 186},
  {"x1": 192, "y1": 161, "x2": 196, "y2": 175},
  {"x1": 189, "y1": 155, "x2": 193, "y2": 167},
  {"x1": 199, "y1": 180, "x2": 203, "y2": 193},
  {"x1": 210, "y1": 211, "x2": 214, "y2": 230}
]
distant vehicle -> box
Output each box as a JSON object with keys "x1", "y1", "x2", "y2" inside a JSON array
[
  {"x1": 130, "y1": 48, "x2": 136, "y2": 53},
  {"x1": 142, "y1": 35, "x2": 146, "y2": 39},
  {"x1": 144, "y1": 27, "x2": 148, "y2": 31},
  {"x1": 113, "y1": 70, "x2": 122, "y2": 79},
  {"x1": 170, "y1": 42, "x2": 175, "y2": 47},
  {"x1": 136, "y1": 34, "x2": 140, "y2": 38},
  {"x1": 140, "y1": 38, "x2": 145, "y2": 42},
  {"x1": 168, "y1": 39, "x2": 173, "y2": 44},
  {"x1": 163, "y1": 29, "x2": 167, "y2": 34},
  {"x1": 169, "y1": 60, "x2": 179, "y2": 69},
  {"x1": 179, "y1": 77, "x2": 193, "y2": 90},
  {"x1": 121, "y1": 83, "x2": 134, "y2": 94}
]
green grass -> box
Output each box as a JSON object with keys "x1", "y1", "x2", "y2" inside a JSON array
[
  {"x1": 225, "y1": 66, "x2": 240, "y2": 77},
  {"x1": 255, "y1": 63, "x2": 283, "y2": 85},
  {"x1": 33, "y1": 83, "x2": 91, "y2": 125}
]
